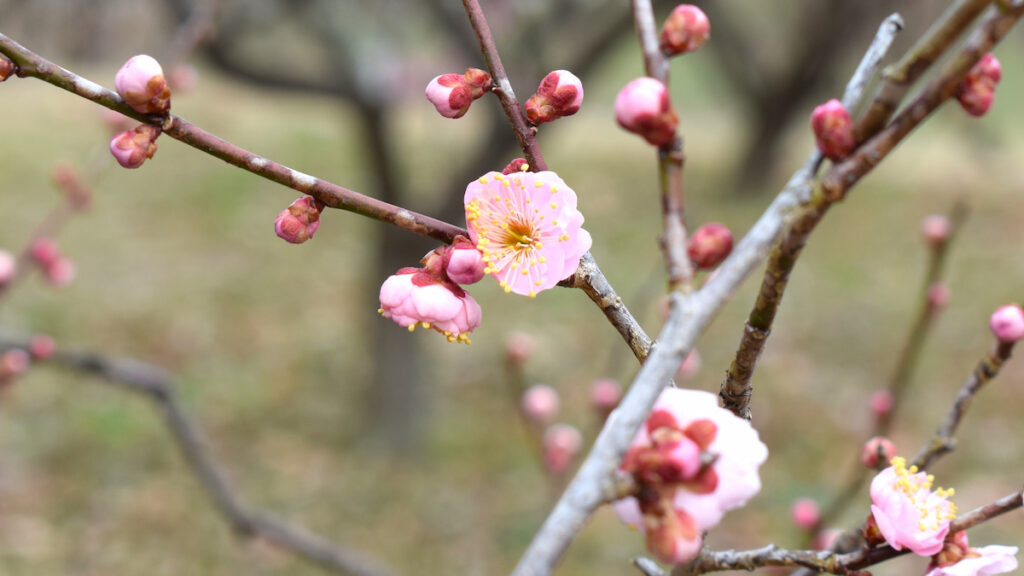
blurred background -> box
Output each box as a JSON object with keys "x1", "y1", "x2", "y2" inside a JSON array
[{"x1": 0, "y1": 0, "x2": 1023, "y2": 574}]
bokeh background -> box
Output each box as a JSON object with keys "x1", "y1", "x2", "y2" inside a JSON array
[{"x1": 0, "y1": 0, "x2": 1023, "y2": 574}]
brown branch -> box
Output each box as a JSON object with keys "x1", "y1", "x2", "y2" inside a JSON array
[{"x1": 0, "y1": 335, "x2": 398, "y2": 576}]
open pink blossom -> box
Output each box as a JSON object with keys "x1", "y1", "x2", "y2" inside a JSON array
[
  {"x1": 465, "y1": 171, "x2": 591, "y2": 297},
  {"x1": 114, "y1": 54, "x2": 170, "y2": 115},
  {"x1": 615, "y1": 388, "x2": 768, "y2": 564},
  {"x1": 927, "y1": 544, "x2": 1018, "y2": 576},
  {"x1": 869, "y1": 457, "x2": 956, "y2": 556},
  {"x1": 379, "y1": 267, "x2": 481, "y2": 344}
]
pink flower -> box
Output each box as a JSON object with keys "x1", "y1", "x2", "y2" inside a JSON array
[
  {"x1": 660, "y1": 5, "x2": 711, "y2": 56},
  {"x1": 615, "y1": 388, "x2": 768, "y2": 564},
  {"x1": 109, "y1": 124, "x2": 160, "y2": 169},
  {"x1": 590, "y1": 378, "x2": 621, "y2": 419},
  {"x1": 542, "y1": 423, "x2": 583, "y2": 474},
  {"x1": 790, "y1": 498, "x2": 820, "y2": 530},
  {"x1": 0, "y1": 249, "x2": 15, "y2": 285},
  {"x1": 957, "y1": 54, "x2": 1001, "y2": 117},
  {"x1": 114, "y1": 54, "x2": 171, "y2": 115},
  {"x1": 525, "y1": 70, "x2": 584, "y2": 125},
  {"x1": 465, "y1": 171, "x2": 591, "y2": 297},
  {"x1": 379, "y1": 267, "x2": 481, "y2": 344},
  {"x1": 521, "y1": 384, "x2": 560, "y2": 424},
  {"x1": 927, "y1": 544, "x2": 1018, "y2": 576},
  {"x1": 989, "y1": 304, "x2": 1024, "y2": 343},
  {"x1": 869, "y1": 457, "x2": 956, "y2": 556},
  {"x1": 614, "y1": 77, "x2": 679, "y2": 146},
  {"x1": 424, "y1": 68, "x2": 491, "y2": 119},
  {"x1": 687, "y1": 223, "x2": 733, "y2": 270},
  {"x1": 444, "y1": 237, "x2": 486, "y2": 285},
  {"x1": 861, "y1": 436, "x2": 895, "y2": 469},
  {"x1": 274, "y1": 196, "x2": 324, "y2": 244},
  {"x1": 811, "y1": 99, "x2": 855, "y2": 161}
]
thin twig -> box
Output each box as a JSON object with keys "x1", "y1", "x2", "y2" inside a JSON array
[{"x1": 0, "y1": 335, "x2": 398, "y2": 576}]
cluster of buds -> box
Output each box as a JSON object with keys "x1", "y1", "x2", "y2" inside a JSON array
[
  {"x1": 957, "y1": 54, "x2": 1001, "y2": 117},
  {"x1": 379, "y1": 238, "x2": 484, "y2": 343},
  {"x1": 524, "y1": 70, "x2": 584, "y2": 125},
  {"x1": 425, "y1": 68, "x2": 492, "y2": 119},
  {"x1": 52, "y1": 164, "x2": 93, "y2": 211},
  {"x1": 109, "y1": 55, "x2": 171, "y2": 169},
  {"x1": 811, "y1": 99, "x2": 855, "y2": 161},
  {"x1": 30, "y1": 238, "x2": 76, "y2": 287},
  {"x1": 687, "y1": 222, "x2": 733, "y2": 270},
  {"x1": 274, "y1": 196, "x2": 325, "y2": 244},
  {"x1": 926, "y1": 532, "x2": 1018, "y2": 576},
  {"x1": 615, "y1": 388, "x2": 767, "y2": 564},
  {"x1": 989, "y1": 304, "x2": 1024, "y2": 344},
  {"x1": 660, "y1": 5, "x2": 710, "y2": 56},
  {"x1": 614, "y1": 77, "x2": 679, "y2": 147}
]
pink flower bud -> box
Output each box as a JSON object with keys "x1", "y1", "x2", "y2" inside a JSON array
[
  {"x1": 114, "y1": 54, "x2": 171, "y2": 115},
  {"x1": 30, "y1": 238, "x2": 61, "y2": 269},
  {"x1": 0, "y1": 349, "x2": 30, "y2": 381},
  {"x1": 928, "y1": 282, "x2": 951, "y2": 311},
  {"x1": 53, "y1": 164, "x2": 92, "y2": 211},
  {"x1": 274, "y1": 196, "x2": 324, "y2": 244},
  {"x1": 525, "y1": 70, "x2": 584, "y2": 125},
  {"x1": 444, "y1": 238, "x2": 485, "y2": 285},
  {"x1": 109, "y1": 124, "x2": 160, "y2": 169},
  {"x1": 504, "y1": 331, "x2": 535, "y2": 365},
  {"x1": 168, "y1": 64, "x2": 198, "y2": 93},
  {"x1": 861, "y1": 436, "x2": 895, "y2": 469},
  {"x1": 590, "y1": 378, "x2": 621, "y2": 419},
  {"x1": 660, "y1": 5, "x2": 710, "y2": 56},
  {"x1": 425, "y1": 68, "x2": 492, "y2": 119},
  {"x1": 543, "y1": 423, "x2": 583, "y2": 474},
  {"x1": 687, "y1": 223, "x2": 733, "y2": 269},
  {"x1": 790, "y1": 498, "x2": 820, "y2": 530},
  {"x1": 502, "y1": 158, "x2": 529, "y2": 175},
  {"x1": 957, "y1": 54, "x2": 1001, "y2": 117},
  {"x1": 28, "y1": 335, "x2": 56, "y2": 360},
  {"x1": 811, "y1": 99, "x2": 855, "y2": 161},
  {"x1": 521, "y1": 384, "x2": 560, "y2": 424},
  {"x1": 614, "y1": 77, "x2": 678, "y2": 146},
  {"x1": 989, "y1": 304, "x2": 1024, "y2": 343},
  {"x1": 676, "y1": 349, "x2": 701, "y2": 381},
  {"x1": 920, "y1": 214, "x2": 951, "y2": 247},
  {"x1": 45, "y1": 258, "x2": 76, "y2": 287},
  {"x1": 0, "y1": 57, "x2": 14, "y2": 82},
  {"x1": 869, "y1": 390, "x2": 892, "y2": 419},
  {"x1": 0, "y1": 250, "x2": 15, "y2": 285}
]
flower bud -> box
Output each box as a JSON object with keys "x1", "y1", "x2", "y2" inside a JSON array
[
  {"x1": 687, "y1": 222, "x2": 733, "y2": 269},
  {"x1": 989, "y1": 304, "x2": 1024, "y2": 343},
  {"x1": 425, "y1": 68, "x2": 492, "y2": 119},
  {"x1": 114, "y1": 54, "x2": 171, "y2": 115},
  {"x1": 590, "y1": 378, "x2": 621, "y2": 420},
  {"x1": 811, "y1": 99, "x2": 855, "y2": 161},
  {"x1": 29, "y1": 335, "x2": 56, "y2": 360},
  {"x1": 0, "y1": 249, "x2": 15, "y2": 285},
  {"x1": 957, "y1": 54, "x2": 1001, "y2": 117},
  {"x1": 920, "y1": 214, "x2": 951, "y2": 248},
  {"x1": 45, "y1": 258, "x2": 76, "y2": 287},
  {"x1": 0, "y1": 57, "x2": 15, "y2": 82},
  {"x1": 614, "y1": 77, "x2": 678, "y2": 146},
  {"x1": 869, "y1": 390, "x2": 892, "y2": 419},
  {"x1": 521, "y1": 384, "x2": 560, "y2": 424},
  {"x1": 676, "y1": 349, "x2": 701, "y2": 381},
  {"x1": 525, "y1": 70, "x2": 584, "y2": 125},
  {"x1": 860, "y1": 436, "x2": 895, "y2": 469},
  {"x1": 109, "y1": 124, "x2": 160, "y2": 169},
  {"x1": 790, "y1": 498, "x2": 820, "y2": 531},
  {"x1": 53, "y1": 164, "x2": 92, "y2": 211},
  {"x1": 502, "y1": 158, "x2": 530, "y2": 175},
  {"x1": 274, "y1": 196, "x2": 324, "y2": 244},
  {"x1": 444, "y1": 238, "x2": 485, "y2": 285},
  {"x1": 660, "y1": 5, "x2": 710, "y2": 56},
  {"x1": 0, "y1": 349, "x2": 30, "y2": 379},
  {"x1": 30, "y1": 238, "x2": 61, "y2": 269},
  {"x1": 927, "y1": 282, "x2": 951, "y2": 311},
  {"x1": 504, "y1": 331, "x2": 535, "y2": 366},
  {"x1": 542, "y1": 423, "x2": 583, "y2": 474}
]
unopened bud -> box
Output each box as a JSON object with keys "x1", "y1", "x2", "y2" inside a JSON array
[
  {"x1": 614, "y1": 77, "x2": 678, "y2": 147},
  {"x1": 444, "y1": 238, "x2": 485, "y2": 285},
  {"x1": 790, "y1": 498, "x2": 820, "y2": 530},
  {"x1": 0, "y1": 349, "x2": 30, "y2": 378},
  {"x1": 425, "y1": 68, "x2": 492, "y2": 119},
  {"x1": 0, "y1": 250, "x2": 15, "y2": 285},
  {"x1": 45, "y1": 258, "x2": 76, "y2": 287},
  {"x1": 521, "y1": 384, "x2": 560, "y2": 424},
  {"x1": 676, "y1": 349, "x2": 701, "y2": 381},
  {"x1": 52, "y1": 164, "x2": 92, "y2": 211},
  {"x1": 502, "y1": 158, "x2": 530, "y2": 175},
  {"x1": 505, "y1": 331, "x2": 535, "y2": 366},
  {"x1": 860, "y1": 436, "x2": 895, "y2": 469},
  {"x1": 989, "y1": 304, "x2": 1024, "y2": 343},
  {"x1": 811, "y1": 99, "x2": 855, "y2": 161},
  {"x1": 957, "y1": 54, "x2": 1001, "y2": 117},
  {"x1": 525, "y1": 70, "x2": 583, "y2": 125},
  {"x1": 920, "y1": 214, "x2": 951, "y2": 247},
  {"x1": 660, "y1": 5, "x2": 710, "y2": 56},
  {"x1": 30, "y1": 238, "x2": 61, "y2": 269},
  {"x1": 274, "y1": 196, "x2": 324, "y2": 244},
  {"x1": 109, "y1": 124, "x2": 160, "y2": 169},
  {"x1": 868, "y1": 390, "x2": 892, "y2": 419},
  {"x1": 542, "y1": 423, "x2": 583, "y2": 474},
  {"x1": 29, "y1": 335, "x2": 56, "y2": 360},
  {"x1": 927, "y1": 282, "x2": 951, "y2": 311},
  {"x1": 590, "y1": 378, "x2": 621, "y2": 419},
  {"x1": 687, "y1": 222, "x2": 733, "y2": 269},
  {"x1": 0, "y1": 57, "x2": 15, "y2": 82},
  {"x1": 114, "y1": 54, "x2": 171, "y2": 115}
]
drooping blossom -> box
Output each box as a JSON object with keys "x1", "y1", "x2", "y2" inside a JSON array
[
  {"x1": 687, "y1": 223, "x2": 733, "y2": 269},
  {"x1": 521, "y1": 384, "x2": 560, "y2": 424},
  {"x1": 868, "y1": 457, "x2": 956, "y2": 556},
  {"x1": 989, "y1": 304, "x2": 1024, "y2": 344},
  {"x1": 424, "y1": 68, "x2": 492, "y2": 119},
  {"x1": 790, "y1": 498, "x2": 820, "y2": 530},
  {"x1": 525, "y1": 70, "x2": 584, "y2": 125},
  {"x1": 542, "y1": 423, "x2": 583, "y2": 475},
  {"x1": 811, "y1": 99, "x2": 855, "y2": 161},
  {"x1": 614, "y1": 388, "x2": 768, "y2": 564},
  {"x1": 444, "y1": 237, "x2": 486, "y2": 285},
  {"x1": 660, "y1": 5, "x2": 711, "y2": 55},
  {"x1": 614, "y1": 77, "x2": 679, "y2": 147},
  {"x1": 861, "y1": 436, "x2": 895, "y2": 469},
  {"x1": 465, "y1": 171, "x2": 591, "y2": 297},
  {"x1": 109, "y1": 124, "x2": 160, "y2": 169},
  {"x1": 926, "y1": 532, "x2": 1018, "y2": 576},
  {"x1": 274, "y1": 196, "x2": 324, "y2": 244},
  {"x1": 957, "y1": 54, "x2": 1001, "y2": 117},
  {"x1": 114, "y1": 54, "x2": 171, "y2": 115}
]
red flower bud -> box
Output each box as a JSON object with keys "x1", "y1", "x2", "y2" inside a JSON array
[
  {"x1": 660, "y1": 5, "x2": 710, "y2": 56},
  {"x1": 957, "y1": 53, "x2": 1001, "y2": 117},
  {"x1": 811, "y1": 99, "x2": 855, "y2": 161},
  {"x1": 687, "y1": 223, "x2": 733, "y2": 269}
]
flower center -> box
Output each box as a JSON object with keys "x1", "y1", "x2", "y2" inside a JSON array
[{"x1": 887, "y1": 457, "x2": 957, "y2": 531}]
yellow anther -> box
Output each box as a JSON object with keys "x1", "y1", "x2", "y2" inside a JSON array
[
  {"x1": 552, "y1": 220, "x2": 559, "y2": 226},
  {"x1": 535, "y1": 180, "x2": 543, "y2": 188},
  {"x1": 408, "y1": 324, "x2": 416, "y2": 332},
  {"x1": 520, "y1": 163, "x2": 529, "y2": 172},
  {"x1": 550, "y1": 202, "x2": 558, "y2": 209},
  {"x1": 422, "y1": 322, "x2": 431, "y2": 330},
  {"x1": 504, "y1": 285, "x2": 511, "y2": 293},
  {"x1": 550, "y1": 186, "x2": 558, "y2": 193},
  {"x1": 521, "y1": 269, "x2": 528, "y2": 276},
  {"x1": 479, "y1": 176, "x2": 488, "y2": 184},
  {"x1": 529, "y1": 290, "x2": 536, "y2": 298}
]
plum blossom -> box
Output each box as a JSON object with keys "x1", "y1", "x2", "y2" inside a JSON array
[
  {"x1": 114, "y1": 54, "x2": 170, "y2": 115},
  {"x1": 542, "y1": 423, "x2": 583, "y2": 474},
  {"x1": 869, "y1": 457, "x2": 956, "y2": 556},
  {"x1": 378, "y1": 267, "x2": 481, "y2": 344},
  {"x1": 926, "y1": 537, "x2": 1018, "y2": 576},
  {"x1": 465, "y1": 171, "x2": 591, "y2": 297},
  {"x1": 614, "y1": 388, "x2": 768, "y2": 564}
]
